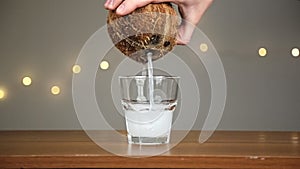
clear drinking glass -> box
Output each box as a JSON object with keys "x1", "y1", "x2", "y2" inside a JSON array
[{"x1": 119, "y1": 76, "x2": 179, "y2": 145}]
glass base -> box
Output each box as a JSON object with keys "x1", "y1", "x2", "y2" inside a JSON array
[{"x1": 127, "y1": 135, "x2": 170, "y2": 145}]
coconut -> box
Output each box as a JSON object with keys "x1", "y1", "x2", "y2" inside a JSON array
[{"x1": 107, "y1": 3, "x2": 178, "y2": 64}]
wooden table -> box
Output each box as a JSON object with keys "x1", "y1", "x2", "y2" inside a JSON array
[{"x1": 0, "y1": 131, "x2": 299, "y2": 168}]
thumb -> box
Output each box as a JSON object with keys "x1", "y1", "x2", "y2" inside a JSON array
[
  {"x1": 176, "y1": 20, "x2": 196, "y2": 45},
  {"x1": 175, "y1": 0, "x2": 213, "y2": 45}
]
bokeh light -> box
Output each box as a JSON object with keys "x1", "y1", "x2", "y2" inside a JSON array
[
  {"x1": 51, "y1": 86, "x2": 60, "y2": 95},
  {"x1": 100, "y1": 60, "x2": 110, "y2": 70},
  {"x1": 291, "y1": 48, "x2": 299, "y2": 58},
  {"x1": 72, "y1": 64, "x2": 81, "y2": 74},
  {"x1": 22, "y1": 76, "x2": 32, "y2": 86},
  {"x1": 0, "y1": 89, "x2": 6, "y2": 100},
  {"x1": 258, "y1": 47, "x2": 267, "y2": 57},
  {"x1": 200, "y1": 43, "x2": 208, "y2": 52}
]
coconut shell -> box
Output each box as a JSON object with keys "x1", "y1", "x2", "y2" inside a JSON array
[{"x1": 107, "y1": 3, "x2": 178, "y2": 64}]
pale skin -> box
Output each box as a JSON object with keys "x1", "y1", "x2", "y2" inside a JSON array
[{"x1": 104, "y1": 0, "x2": 214, "y2": 45}]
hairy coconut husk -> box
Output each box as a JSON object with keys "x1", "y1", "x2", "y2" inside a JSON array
[{"x1": 107, "y1": 3, "x2": 178, "y2": 64}]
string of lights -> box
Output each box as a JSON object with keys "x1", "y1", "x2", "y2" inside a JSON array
[{"x1": 0, "y1": 46, "x2": 298, "y2": 101}]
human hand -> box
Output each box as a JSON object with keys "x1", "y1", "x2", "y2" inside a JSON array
[{"x1": 104, "y1": 0, "x2": 213, "y2": 45}]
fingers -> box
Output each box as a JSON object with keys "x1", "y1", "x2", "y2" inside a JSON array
[
  {"x1": 116, "y1": 0, "x2": 150, "y2": 15},
  {"x1": 104, "y1": 0, "x2": 122, "y2": 10},
  {"x1": 105, "y1": 0, "x2": 152, "y2": 15},
  {"x1": 105, "y1": 0, "x2": 174, "y2": 15}
]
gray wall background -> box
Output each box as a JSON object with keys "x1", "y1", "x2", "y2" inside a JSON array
[{"x1": 0, "y1": 0, "x2": 299, "y2": 131}]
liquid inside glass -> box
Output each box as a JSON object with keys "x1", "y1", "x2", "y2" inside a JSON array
[
  {"x1": 122, "y1": 100, "x2": 177, "y2": 144},
  {"x1": 120, "y1": 52, "x2": 178, "y2": 144}
]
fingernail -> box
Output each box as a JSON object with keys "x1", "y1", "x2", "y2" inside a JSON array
[
  {"x1": 109, "y1": 0, "x2": 114, "y2": 6},
  {"x1": 116, "y1": 4, "x2": 125, "y2": 14},
  {"x1": 104, "y1": 0, "x2": 109, "y2": 6},
  {"x1": 105, "y1": 0, "x2": 114, "y2": 7}
]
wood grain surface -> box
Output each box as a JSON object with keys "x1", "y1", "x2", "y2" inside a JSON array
[{"x1": 0, "y1": 131, "x2": 299, "y2": 168}]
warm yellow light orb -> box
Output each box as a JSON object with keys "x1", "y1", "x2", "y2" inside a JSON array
[
  {"x1": 51, "y1": 86, "x2": 60, "y2": 95},
  {"x1": 100, "y1": 61, "x2": 109, "y2": 70},
  {"x1": 258, "y1": 48, "x2": 267, "y2": 57},
  {"x1": 72, "y1": 64, "x2": 81, "y2": 74},
  {"x1": 200, "y1": 43, "x2": 208, "y2": 52},
  {"x1": 22, "y1": 76, "x2": 32, "y2": 86},
  {"x1": 291, "y1": 48, "x2": 299, "y2": 57},
  {"x1": 0, "y1": 89, "x2": 5, "y2": 100}
]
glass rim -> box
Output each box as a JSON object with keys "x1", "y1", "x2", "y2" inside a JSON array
[{"x1": 119, "y1": 75, "x2": 180, "y2": 80}]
